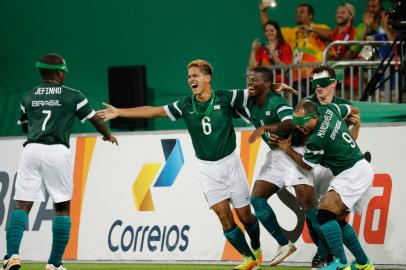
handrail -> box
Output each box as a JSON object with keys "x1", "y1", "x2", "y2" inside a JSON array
[{"x1": 322, "y1": 40, "x2": 397, "y2": 65}]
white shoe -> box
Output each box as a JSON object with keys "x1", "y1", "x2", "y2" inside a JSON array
[
  {"x1": 269, "y1": 241, "x2": 297, "y2": 266},
  {"x1": 45, "y1": 264, "x2": 67, "y2": 270},
  {"x1": 1, "y1": 254, "x2": 21, "y2": 270}
]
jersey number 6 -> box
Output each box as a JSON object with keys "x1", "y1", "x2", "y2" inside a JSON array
[{"x1": 202, "y1": 116, "x2": 212, "y2": 135}]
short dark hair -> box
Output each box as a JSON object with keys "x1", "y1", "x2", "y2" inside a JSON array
[
  {"x1": 298, "y1": 3, "x2": 314, "y2": 17},
  {"x1": 296, "y1": 100, "x2": 318, "y2": 116},
  {"x1": 251, "y1": 66, "x2": 274, "y2": 83},
  {"x1": 313, "y1": 65, "x2": 336, "y2": 78},
  {"x1": 38, "y1": 53, "x2": 65, "y2": 80},
  {"x1": 263, "y1": 20, "x2": 286, "y2": 45}
]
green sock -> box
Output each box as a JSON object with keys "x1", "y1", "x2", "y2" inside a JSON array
[
  {"x1": 250, "y1": 196, "x2": 288, "y2": 246},
  {"x1": 48, "y1": 216, "x2": 71, "y2": 267},
  {"x1": 340, "y1": 223, "x2": 368, "y2": 265},
  {"x1": 6, "y1": 210, "x2": 28, "y2": 257},
  {"x1": 224, "y1": 225, "x2": 255, "y2": 258},
  {"x1": 320, "y1": 220, "x2": 347, "y2": 264},
  {"x1": 306, "y1": 208, "x2": 329, "y2": 258},
  {"x1": 244, "y1": 217, "x2": 260, "y2": 250}
]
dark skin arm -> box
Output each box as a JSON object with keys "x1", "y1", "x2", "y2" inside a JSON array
[
  {"x1": 249, "y1": 119, "x2": 298, "y2": 144},
  {"x1": 89, "y1": 114, "x2": 118, "y2": 145},
  {"x1": 21, "y1": 123, "x2": 28, "y2": 134},
  {"x1": 277, "y1": 135, "x2": 313, "y2": 170}
]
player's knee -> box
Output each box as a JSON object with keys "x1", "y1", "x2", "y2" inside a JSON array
[
  {"x1": 317, "y1": 209, "x2": 337, "y2": 225},
  {"x1": 300, "y1": 199, "x2": 315, "y2": 212},
  {"x1": 54, "y1": 200, "x2": 70, "y2": 216}
]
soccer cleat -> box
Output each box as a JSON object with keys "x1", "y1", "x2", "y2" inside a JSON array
[
  {"x1": 1, "y1": 254, "x2": 21, "y2": 270},
  {"x1": 252, "y1": 247, "x2": 262, "y2": 270},
  {"x1": 320, "y1": 258, "x2": 350, "y2": 270},
  {"x1": 269, "y1": 241, "x2": 297, "y2": 266},
  {"x1": 311, "y1": 256, "x2": 326, "y2": 269},
  {"x1": 45, "y1": 264, "x2": 67, "y2": 270},
  {"x1": 351, "y1": 260, "x2": 375, "y2": 270},
  {"x1": 233, "y1": 256, "x2": 257, "y2": 270}
]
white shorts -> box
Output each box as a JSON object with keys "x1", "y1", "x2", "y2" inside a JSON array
[
  {"x1": 328, "y1": 159, "x2": 373, "y2": 213},
  {"x1": 256, "y1": 147, "x2": 314, "y2": 188},
  {"x1": 197, "y1": 150, "x2": 250, "y2": 209},
  {"x1": 314, "y1": 165, "x2": 334, "y2": 202},
  {"x1": 14, "y1": 143, "x2": 73, "y2": 203}
]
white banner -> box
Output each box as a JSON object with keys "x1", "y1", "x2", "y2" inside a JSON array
[{"x1": 0, "y1": 125, "x2": 405, "y2": 264}]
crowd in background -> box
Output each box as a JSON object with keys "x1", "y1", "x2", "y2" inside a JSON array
[{"x1": 249, "y1": 0, "x2": 398, "y2": 100}]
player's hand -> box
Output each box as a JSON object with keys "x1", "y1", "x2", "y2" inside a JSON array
[
  {"x1": 273, "y1": 83, "x2": 299, "y2": 95},
  {"x1": 348, "y1": 107, "x2": 360, "y2": 127},
  {"x1": 276, "y1": 135, "x2": 292, "y2": 152},
  {"x1": 268, "y1": 133, "x2": 280, "y2": 146},
  {"x1": 259, "y1": 0, "x2": 269, "y2": 11},
  {"x1": 249, "y1": 126, "x2": 265, "y2": 144},
  {"x1": 103, "y1": 135, "x2": 118, "y2": 145},
  {"x1": 97, "y1": 103, "x2": 119, "y2": 121}
]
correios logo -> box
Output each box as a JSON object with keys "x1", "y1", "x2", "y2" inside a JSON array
[{"x1": 132, "y1": 139, "x2": 184, "y2": 211}]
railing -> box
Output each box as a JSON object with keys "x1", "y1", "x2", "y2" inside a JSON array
[{"x1": 264, "y1": 40, "x2": 402, "y2": 103}]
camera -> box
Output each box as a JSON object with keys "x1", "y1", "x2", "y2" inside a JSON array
[{"x1": 387, "y1": 0, "x2": 406, "y2": 31}]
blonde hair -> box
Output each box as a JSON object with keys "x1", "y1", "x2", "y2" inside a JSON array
[
  {"x1": 340, "y1": 3, "x2": 355, "y2": 18},
  {"x1": 187, "y1": 59, "x2": 213, "y2": 76}
]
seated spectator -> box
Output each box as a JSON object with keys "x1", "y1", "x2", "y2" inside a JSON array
[{"x1": 249, "y1": 20, "x2": 293, "y2": 82}]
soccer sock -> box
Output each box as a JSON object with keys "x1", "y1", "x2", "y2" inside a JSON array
[
  {"x1": 48, "y1": 216, "x2": 71, "y2": 267},
  {"x1": 6, "y1": 210, "x2": 28, "y2": 257},
  {"x1": 340, "y1": 221, "x2": 368, "y2": 265},
  {"x1": 306, "y1": 208, "x2": 329, "y2": 258},
  {"x1": 318, "y1": 210, "x2": 347, "y2": 264},
  {"x1": 223, "y1": 224, "x2": 255, "y2": 258},
  {"x1": 244, "y1": 217, "x2": 260, "y2": 250},
  {"x1": 250, "y1": 196, "x2": 289, "y2": 246}
]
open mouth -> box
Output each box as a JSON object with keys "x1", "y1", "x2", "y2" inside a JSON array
[{"x1": 191, "y1": 83, "x2": 198, "y2": 89}]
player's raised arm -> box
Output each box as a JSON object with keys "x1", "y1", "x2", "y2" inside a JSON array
[
  {"x1": 97, "y1": 102, "x2": 167, "y2": 121},
  {"x1": 89, "y1": 114, "x2": 118, "y2": 145}
]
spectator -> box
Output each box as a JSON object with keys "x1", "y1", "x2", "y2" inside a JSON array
[
  {"x1": 345, "y1": 0, "x2": 395, "y2": 60},
  {"x1": 249, "y1": 20, "x2": 293, "y2": 82},
  {"x1": 259, "y1": 2, "x2": 329, "y2": 96},
  {"x1": 300, "y1": 3, "x2": 356, "y2": 60}
]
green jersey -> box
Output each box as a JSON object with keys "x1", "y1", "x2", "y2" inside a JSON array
[
  {"x1": 303, "y1": 103, "x2": 363, "y2": 175},
  {"x1": 306, "y1": 94, "x2": 352, "y2": 106},
  {"x1": 164, "y1": 89, "x2": 247, "y2": 161},
  {"x1": 19, "y1": 83, "x2": 95, "y2": 148},
  {"x1": 236, "y1": 91, "x2": 299, "y2": 148}
]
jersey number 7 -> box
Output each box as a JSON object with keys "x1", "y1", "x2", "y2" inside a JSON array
[{"x1": 41, "y1": 110, "x2": 51, "y2": 131}]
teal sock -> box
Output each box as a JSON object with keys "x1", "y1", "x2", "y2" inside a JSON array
[
  {"x1": 6, "y1": 210, "x2": 28, "y2": 257},
  {"x1": 224, "y1": 225, "x2": 255, "y2": 258},
  {"x1": 244, "y1": 217, "x2": 260, "y2": 250},
  {"x1": 340, "y1": 223, "x2": 368, "y2": 265},
  {"x1": 48, "y1": 216, "x2": 71, "y2": 267},
  {"x1": 306, "y1": 208, "x2": 329, "y2": 258},
  {"x1": 250, "y1": 196, "x2": 288, "y2": 246},
  {"x1": 320, "y1": 220, "x2": 347, "y2": 264}
]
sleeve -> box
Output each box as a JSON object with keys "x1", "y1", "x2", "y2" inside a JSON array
[
  {"x1": 229, "y1": 89, "x2": 251, "y2": 120},
  {"x1": 275, "y1": 97, "x2": 293, "y2": 122},
  {"x1": 303, "y1": 137, "x2": 326, "y2": 168},
  {"x1": 17, "y1": 100, "x2": 28, "y2": 126},
  {"x1": 350, "y1": 23, "x2": 367, "y2": 53},
  {"x1": 280, "y1": 44, "x2": 293, "y2": 64},
  {"x1": 76, "y1": 91, "x2": 96, "y2": 123},
  {"x1": 163, "y1": 99, "x2": 184, "y2": 121},
  {"x1": 332, "y1": 103, "x2": 351, "y2": 119}
]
